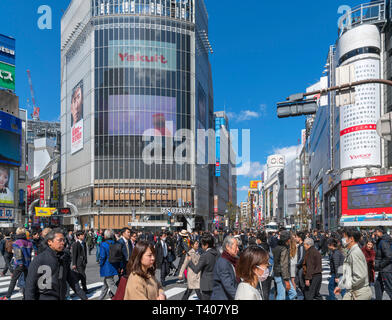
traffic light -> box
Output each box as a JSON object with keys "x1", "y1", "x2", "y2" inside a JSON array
[{"x1": 277, "y1": 99, "x2": 318, "y2": 118}]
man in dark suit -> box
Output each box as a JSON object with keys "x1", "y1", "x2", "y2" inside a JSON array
[
  {"x1": 187, "y1": 233, "x2": 219, "y2": 300},
  {"x1": 71, "y1": 230, "x2": 88, "y2": 293},
  {"x1": 118, "y1": 228, "x2": 132, "y2": 273},
  {"x1": 155, "y1": 232, "x2": 170, "y2": 286}
]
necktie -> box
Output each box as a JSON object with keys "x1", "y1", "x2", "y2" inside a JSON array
[
  {"x1": 163, "y1": 241, "x2": 167, "y2": 258},
  {"x1": 126, "y1": 241, "x2": 130, "y2": 259}
]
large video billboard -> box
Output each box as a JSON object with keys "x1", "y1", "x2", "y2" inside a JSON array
[
  {"x1": 342, "y1": 175, "x2": 392, "y2": 217},
  {"x1": 0, "y1": 111, "x2": 21, "y2": 166},
  {"x1": 0, "y1": 166, "x2": 14, "y2": 205},
  {"x1": 108, "y1": 40, "x2": 176, "y2": 71},
  {"x1": 70, "y1": 80, "x2": 84, "y2": 154},
  {"x1": 108, "y1": 95, "x2": 176, "y2": 136}
]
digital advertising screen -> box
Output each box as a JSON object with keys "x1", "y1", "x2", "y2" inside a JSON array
[
  {"x1": 108, "y1": 40, "x2": 176, "y2": 72},
  {"x1": 108, "y1": 95, "x2": 176, "y2": 137},
  {"x1": 0, "y1": 110, "x2": 21, "y2": 166},
  {"x1": 347, "y1": 182, "x2": 392, "y2": 210},
  {"x1": 70, "y1": 80, "x2": 84, "y2": 154},
  {"x1": 0, "y1": 166, "x2": 15, "y2": 205}
]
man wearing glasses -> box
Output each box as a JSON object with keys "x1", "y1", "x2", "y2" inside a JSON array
[{"x1": 24, "y1": 228, "x2": 88, "y2": 300}]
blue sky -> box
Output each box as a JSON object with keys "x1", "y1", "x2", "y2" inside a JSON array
[{"x1": 0, "y1": 0, "x2": 363, "y2": 204}]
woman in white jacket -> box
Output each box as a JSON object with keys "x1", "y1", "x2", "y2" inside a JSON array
[{"x1": 235, "y1": 246, "x2": 270, "y2": 300}]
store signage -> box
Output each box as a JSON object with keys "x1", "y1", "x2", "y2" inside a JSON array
[
  {"x1": 115, "y1": 189, "x2": 169, "y2": 195},
  {"x1": 109, "y1": 40, "x2": 176, "y2": 72},
  {"x1": 40, "y1": 179, "x2": 44, "y2": 200},
  {"x1": 35, "y1": 207, "x2": 57, "y2": 217},
  {"x1": 0, "y1": 46, "x2": 15, "y2": 56},
  {"x1": 0, "y1": 208, "x2": 13, "y2": 220},
  {"x1": 0, "y1": 62, "x2": 15, "y2": 91},
  {"x1": 56, "y1": 208, "x2": 72, "y2": 215},
  {"x1": 161, "y1": 207, "x2": 194, "y2": 215}
]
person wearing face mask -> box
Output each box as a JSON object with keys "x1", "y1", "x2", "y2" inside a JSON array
[
  {"x1": 334, "y1": 227, "x2": 372, "y2": 300},
  {"x1": 235, "y1": 246, "x2": 270, "y2": 300}
]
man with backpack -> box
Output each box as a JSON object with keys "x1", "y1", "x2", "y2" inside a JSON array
[
  {"x1": 98, "y1": 229, "x2": 121, "y2": 300},
  {"x1": 0, "y1": 232, "x2": 14, "y2": 277},
  {"x1": 374, "y1": 226, "x2": 392, "y2": 300}
]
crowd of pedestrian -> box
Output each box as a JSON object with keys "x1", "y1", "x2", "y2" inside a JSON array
[{"x1": 0, "y1": 225, "x2": 390, "y2": 301}]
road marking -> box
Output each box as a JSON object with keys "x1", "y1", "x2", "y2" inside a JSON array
[
  {"x1": 165, "y1": 287, "x2": 187, "y2": 299},
  {"x1": 69, "y1": 282, "x2": 103, "y2": 295}
]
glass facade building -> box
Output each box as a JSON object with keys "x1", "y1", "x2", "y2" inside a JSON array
[{"x1": 61, "y1": 0, "x2": 216, "y2": 231}]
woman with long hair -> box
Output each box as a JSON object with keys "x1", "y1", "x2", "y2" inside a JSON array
[
  {"x1": 289, "y1": 235, "x2": 298, "y2": 291},
  {"x1": 124, "y1": 241, "x2": 166, "y2": 300}
]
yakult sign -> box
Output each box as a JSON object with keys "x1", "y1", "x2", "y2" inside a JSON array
[{"x1": 109, "y1": 40, "x2": 176, "y2": 71}]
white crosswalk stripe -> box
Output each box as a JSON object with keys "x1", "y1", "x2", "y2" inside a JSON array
[{"x1": 322, "y1": 257, "x2": 330, "y2": 285}]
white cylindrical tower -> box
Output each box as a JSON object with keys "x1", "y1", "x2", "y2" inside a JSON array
[{"x1": 267, "y1": 155, "x2": 285, "y2": 180}]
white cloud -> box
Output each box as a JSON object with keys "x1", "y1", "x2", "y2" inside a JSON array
[
  {"x1": 227, "y1": 104, "x2": 267, "y2": 123},
  {"x1": 238, "y1": 186, "x2": 249, "y2": 191},
  {"x1": 235, "y1": 161, "x2": 264, "y2": 178},
  {"x1": 272, "y1": 145, "x2": 300, "y2": 163}
]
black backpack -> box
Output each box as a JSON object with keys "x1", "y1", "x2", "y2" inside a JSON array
[{"x1": 108, "y1": 241, "x2": 123, "y2": 264}]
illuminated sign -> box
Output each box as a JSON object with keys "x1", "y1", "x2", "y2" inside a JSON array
[
  {"x1": 0, "y1": 34, "x2": 15, "y2": 66},
  {"x1": 35, "y1": 207, "x2": 57, "y2": 217},
  {"x1": 161, "y1": 207, "x2": 194, "y2": 215},
  {"x1": 109, "y1": 40, "x2": 176, "y2": 72},
  {"x1": 0, "y1": 208, "x2": 13, "y2": 220},
  {"x1": 250, "y1": 181, "x2": 262, "y2": 190},
  {"x1": 342, "y1": 175, "x2": 392, "y2": 217},
  {"x1": 0, "y1": 62, "x2": 15, "y2": 92}
]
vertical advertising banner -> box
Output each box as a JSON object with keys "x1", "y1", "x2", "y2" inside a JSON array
[
  {"x1": 340, "y1": 59, "x2": 381, "y2": 169},
  {"x1": 27, "y1": 185, "x2": 31, "y2": 209},
  {"x1": 0, "y1": 166, "x2": 14, "y2": 205},
  {"x1": 71, "y1": 80, "x2": 84, "y2": 154},
  {"x1": 40, "y1": 179, "x2": 45, "y2": 207}
]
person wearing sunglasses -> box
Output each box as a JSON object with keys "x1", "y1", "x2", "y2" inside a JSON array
[{"x1": 234, "y1": 246, "x2": 270, "y2": 300}]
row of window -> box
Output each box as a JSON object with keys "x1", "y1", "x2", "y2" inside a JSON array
[
  {"x1": 94, "y1": 160, "x2": 191, "y2": 179},
  {"x1": 94, "y1": 28, "x2": 191, "y2": 51},
  {"x1": 94, "y1": 68, "x2": 192, "y2": 89}
]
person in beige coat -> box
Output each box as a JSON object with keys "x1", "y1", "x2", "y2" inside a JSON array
[
  {"x1": 124, "y1": 241, "x2": 166, "y2": 300},
  {"x1": 178, "y1": 240, "x2": 202, "y2": 300}
]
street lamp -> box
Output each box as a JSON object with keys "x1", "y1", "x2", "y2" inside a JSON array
[
  {"x1": 330, "y1": 195, "x2": 336, "y2": 231},
  {"x1": 96, "y1": 200, "x2": 101, "y2": 231}
]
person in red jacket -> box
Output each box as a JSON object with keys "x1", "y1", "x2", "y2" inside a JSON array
[{"x1": 361, "y1": 240, "x2": 376, "y2": 285}]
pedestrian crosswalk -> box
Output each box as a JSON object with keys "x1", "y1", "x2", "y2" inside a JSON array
[{"x1": 322, "y1": 256, "x2": 331, "y2": 285}]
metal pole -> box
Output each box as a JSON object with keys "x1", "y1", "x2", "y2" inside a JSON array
[{"x1": 287, "y1": 78, "x2": 392, "y2": 101}]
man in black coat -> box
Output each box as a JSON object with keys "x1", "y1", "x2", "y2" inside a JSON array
[
  {"x1": 71, "y1": 230, "x2": 88, "y2": 293},
  {"x1": 374, "y1": 226, "x2": 392, "y2": 300},
  {"x1": 187, "y1": 233, "x2": 219, "y2": 300},
  {"x1": 24, "y1": 228, "x2": 88, "y2": 300},
  {"x1": 155, "y1": 232, "x2": 170, "y2": 286}
]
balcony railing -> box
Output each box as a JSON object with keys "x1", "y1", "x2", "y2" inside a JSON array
[{"x1": 338, "y1": 0, "x2": 387, "y2": 36}]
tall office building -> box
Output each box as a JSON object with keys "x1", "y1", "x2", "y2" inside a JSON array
[{"x1": 61, "y1": 0, "x2": 215, "y2": 231}]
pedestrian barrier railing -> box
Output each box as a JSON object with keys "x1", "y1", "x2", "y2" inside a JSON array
[{"x1": 338, "y1": 0, "x2": 387, "y2": 36}]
